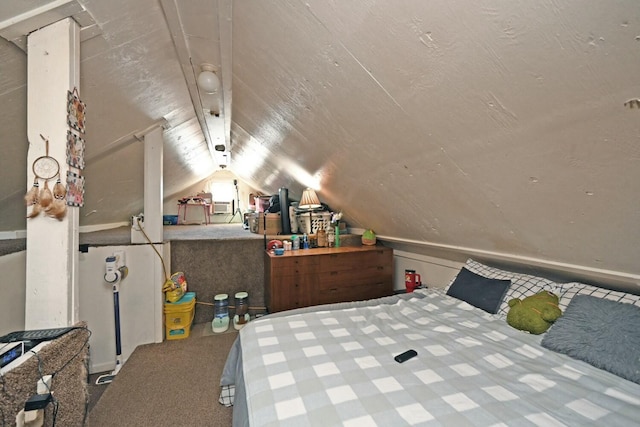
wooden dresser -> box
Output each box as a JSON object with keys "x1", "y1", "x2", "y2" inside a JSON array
[{"x1": 264, "y1": 245, "x2": 394, "y2": 313}]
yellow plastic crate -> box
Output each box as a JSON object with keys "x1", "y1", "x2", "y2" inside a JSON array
[{"x1": 164, "y1": 292, "x2": 196, "y2": 340}]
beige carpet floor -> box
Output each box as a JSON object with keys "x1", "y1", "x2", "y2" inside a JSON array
[{"x1": 86, "y1": 323, "x2": 237, "y2": 426}]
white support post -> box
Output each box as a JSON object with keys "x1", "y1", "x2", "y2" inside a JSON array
[
  {"x1": 131, "y1": 126, "x2": 164, "y2": 244},
  {"x1": 25, "y1": 18, "x2": 80, "y2": 329}
]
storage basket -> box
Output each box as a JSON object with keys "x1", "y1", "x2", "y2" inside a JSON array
[
  {"x1": 297, "y1": 212, "x2": 331, "y2": 234},
  {"x1": 164, "y1": 292, "x2": 196, "y2": 340}
]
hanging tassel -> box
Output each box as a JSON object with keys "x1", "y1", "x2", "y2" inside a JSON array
[
  {"x1": 27, "y1": 201, "x2": 42, "y2": 219},
  {"x1": 46, "y1": 199, "x2": 67, "y2": 220},
  {"x1": 26, "y1": 179, "x2": 41, "y2": 219},
  {"x1": 24, "y1": 179, "x2": 39, "y2": 206},
  {"x1": 53, "y1": 178, "x2": 66, "y2": 199},
  {"x1": 39, "y1": 180, "x2": 53, "y2": 208},
  {"x1": 46, "y1": 177, "x2": 68, "y2": 220}
]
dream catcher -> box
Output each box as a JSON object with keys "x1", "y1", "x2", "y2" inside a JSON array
[{"x1": 25, "y1": 135, "x2": 67, "y2": 220}]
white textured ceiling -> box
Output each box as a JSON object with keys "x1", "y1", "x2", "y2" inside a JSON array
[{"x1": 0, "y1": 0, "x2": 639, "y2": 278}]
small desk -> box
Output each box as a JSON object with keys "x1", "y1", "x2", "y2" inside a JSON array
[{"x1": 177, "y1": 202, "x2": 211, "y2": 225}]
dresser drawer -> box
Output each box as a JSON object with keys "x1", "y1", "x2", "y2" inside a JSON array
[
  {"x1": 271, "y1": 256, "x2": 319, "y2": 276},
  {"x1": 316, "y1": 266, "x2": 392, "y2": 291},
  {"x1": 314, "y1": 281, "x2": 392, "y2": 305},
  {"x1": 270, "y1": 275, "x2": 314, "y2": 312},
  {"x1": 275, "y1": 274, "x2": 316, "y2": 289},
  {"x1": 318, "y1": 249, "x2": 391, "y2": 272}
]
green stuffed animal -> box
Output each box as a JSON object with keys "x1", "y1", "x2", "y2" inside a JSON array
[{"x1": 506, "y1": 291, "x2": 562, "y2": 334}]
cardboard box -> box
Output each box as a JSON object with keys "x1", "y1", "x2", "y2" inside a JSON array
[{"x1": 249, "y1": 212, "x2": 282, "y2": 234}]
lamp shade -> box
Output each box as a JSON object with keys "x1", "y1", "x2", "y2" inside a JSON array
[
  {"x1": 299, "y1": 188, "x2": 321, "y2": 210},
  {"x1": 197, "y1": 64, "x2": 220, "y2": 94}
]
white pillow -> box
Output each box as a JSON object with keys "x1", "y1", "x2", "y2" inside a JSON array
[
  {"x1": 448, "y1": 259, "x2": 640, "y2": 317},
  {"x1": 557, "y1": 282, "x2": 640, "y2": 312},
  {"x1": 447, "y1": 259, "x2": 562, "y2": 317}
]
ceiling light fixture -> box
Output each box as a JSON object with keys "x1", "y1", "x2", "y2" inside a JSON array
[{"x1": 197, "y1": 63, "x2": 220, "y2": 94}]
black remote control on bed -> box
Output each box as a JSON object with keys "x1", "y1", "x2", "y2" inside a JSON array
[{"x1": 394, "y1": 349, "x2": 417, "y2": 363}]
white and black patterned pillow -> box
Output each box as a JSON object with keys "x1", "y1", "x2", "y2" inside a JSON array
[
  {"x1": 446, "y1": 259, "x2": 562, "y2": 317},
  {"x1": 557, "y1": 282, "x2": 640, "y2": 312}
]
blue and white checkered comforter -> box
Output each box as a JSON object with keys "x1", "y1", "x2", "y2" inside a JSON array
[{"x1": 230, "y1": 289, "x2": 640, "y2": 426}]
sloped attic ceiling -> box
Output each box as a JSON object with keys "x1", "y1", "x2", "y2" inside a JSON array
[
  {"x1": 0, "y1": 0, "x2": 232, "y2": 232},
  {"x1": 228, "y1": 1, "x2": 640, "y2": 277},
  {"x1": 0, "y1": 1, "x2": 639, "y2": 279}
]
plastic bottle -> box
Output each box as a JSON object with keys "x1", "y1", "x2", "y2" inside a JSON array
[
  {"x1": 234, "y1": 292, "x2": 250, "y2": 330},
  {"x1": 302, "y1": 233, "x2": 309, "y2": 249},
  {"x1": 212, "y1": 294, "x2": 229, "y2": 333},
  {"x1": 317, "y1": 228, "x2": 327, "y2": 247}
]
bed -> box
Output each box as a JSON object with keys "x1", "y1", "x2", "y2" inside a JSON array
[{"x1": 220, "y1": 258, "x2": 640, "y2": 426}]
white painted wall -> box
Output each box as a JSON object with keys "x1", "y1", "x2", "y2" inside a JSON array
[
  {"x1": 0, "y1": 251, "x2": 26, "y2": 335},
  {"x1": 393, "y1": 250, "x2": 462, "y2": 291},
  {"x1": 0, "y1": 244, "x2": 166, "y2": 373},
  {"x1": 79, "y1": 244, "x2": 166, "y2": 373}
]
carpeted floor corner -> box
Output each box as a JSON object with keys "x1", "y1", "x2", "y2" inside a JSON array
[{"x1": 86, "y1": 323, "x2": 237, "y2": 426}]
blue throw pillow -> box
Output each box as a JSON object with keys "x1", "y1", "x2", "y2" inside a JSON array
[
  {"x1": 446, "y1": 267, "x2": 511, "y2": 314},
  {"x1": 541, "y1": 294, "x2": 640, "y2": 385}
]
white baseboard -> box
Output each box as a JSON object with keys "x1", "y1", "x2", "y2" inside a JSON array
[
  {"x1": 89, "y1": 361, "x2": 117, "y2": 375},
  {"x1": 79, "y1": 222, "x2": 130, "y2": 233},
  {"x1": 0, "y1": 222, "x2": 130, "y2": 241}
]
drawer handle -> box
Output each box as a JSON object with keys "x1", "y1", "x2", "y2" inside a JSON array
[
  {"x1": 377, "y1": 266, "x2": 384, "y2": 270},
  {"x1": 329, "y1": 288, "x2": 338, "y2": 292},
  {"x1": 330, "y1": 271, "x2": 338, "y2": 276}
]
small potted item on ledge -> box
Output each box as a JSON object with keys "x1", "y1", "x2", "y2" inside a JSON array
[{"x1": 362, "y1": 229, "x2": 376, "y2": 246}]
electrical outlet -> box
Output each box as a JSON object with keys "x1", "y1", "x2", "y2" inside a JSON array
[{"x1": 131, "y1": 214, "x2": 144, "y2": 231}]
